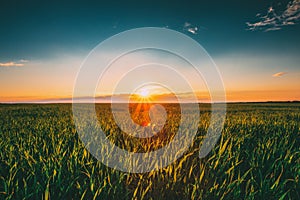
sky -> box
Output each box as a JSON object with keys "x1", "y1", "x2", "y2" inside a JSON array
[{"x1": 0, "y1": 0, "x2": 299, "y2": 102}]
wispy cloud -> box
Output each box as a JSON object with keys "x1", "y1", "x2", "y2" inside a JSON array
[
  {"x1": 272, "y1": 72, "x2": 287, "y2": 77},
  {"x1": 246, "y1": 0, "x2": 300, "y2": 31},
  {"x1": 20, "y1": 59, "x2": 29, "y2": 63},
  {"x1": 183, "y1": 22, "x2": 199, "y2": 34},
  {"x1": 0, "y1": 59, "x2": 29, "y2": 67},
  {"x1": 0, "y1": 62, "x2": 24, "y2": 67}
]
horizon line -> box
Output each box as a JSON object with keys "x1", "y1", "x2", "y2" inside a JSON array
[{"x1": 1, "y1": 100, "x2": 300, "y2": 104}]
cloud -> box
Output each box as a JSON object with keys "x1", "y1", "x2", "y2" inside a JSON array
[
  {"x1": 246, "y1": 0, "x2": 300, "y2": 31},
  {"x1": 183, "y1": 22, "x2": 199, "y2": 34},
  {"x1": 20, "y1": 59, "x2": 29, "y2": 63},
  {"x1": 0, "y1": 62, "x2": 24, "y2": 67},
  {"x1": 184, "y1": 22, "x2": 191, "y2": 28},
  {"x1": 187, "y1": 27, "x2": 198, "y2": 34},
  {"x1": 272, "y1": 72, "x2": 287, "y2": 77}
]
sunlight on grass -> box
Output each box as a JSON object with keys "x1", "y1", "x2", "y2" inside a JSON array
[{"x1": 0, "y1": 103, "x2": 299, "y2": 199}]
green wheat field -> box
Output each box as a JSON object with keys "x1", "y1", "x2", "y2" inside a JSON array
[{"x1": 0, "y1": 102, "x2": 299, "y2": 199}]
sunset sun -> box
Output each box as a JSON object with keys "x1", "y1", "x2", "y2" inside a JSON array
[{"x1": 139, "y1": 88, "x2": 150, "y2": 98}]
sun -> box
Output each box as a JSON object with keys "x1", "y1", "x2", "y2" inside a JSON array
[{"x1": 139, "y1": 88, "x2": 150, "y2": 97}]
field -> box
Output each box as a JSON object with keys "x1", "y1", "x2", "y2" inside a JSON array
[{"x1": 0, "y1": 103, "x2": 299, "y2": 199}]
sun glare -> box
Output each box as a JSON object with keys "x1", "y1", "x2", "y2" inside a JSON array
[{"x1": 139, "y1": 88, "x2": 150, "y2": 97}]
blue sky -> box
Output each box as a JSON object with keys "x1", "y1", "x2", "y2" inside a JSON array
[{"x1": 0, "y1": 0, "x2": 299, "y2": 102}]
